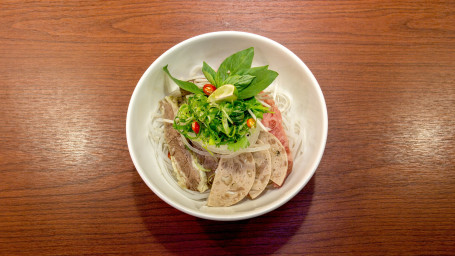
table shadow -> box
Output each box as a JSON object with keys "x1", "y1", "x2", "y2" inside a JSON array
[{"x1": 132, "y1": 171, "x2": 315, "y2": 255}]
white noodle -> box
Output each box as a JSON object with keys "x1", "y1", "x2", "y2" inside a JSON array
[
  {"x1": 272, "y1": 83, "x2": 277, "y2": 101},
  {"x1": 274, "y1": 93, "x2": 291, "y2": 113},
  {"x1": 155, "y1": 118, "x2": 174, "y2": 124}
]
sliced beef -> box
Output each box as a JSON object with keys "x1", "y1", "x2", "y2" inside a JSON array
[
  {"x1": 192, "y1": 143, "x2": 219, "y2": 171},
  {"x1": 160, "y1": 98, "x2": 207, "y2": 192},
  {"x1": 192, "y1": 143, "x2": 219, "y2": 186}
]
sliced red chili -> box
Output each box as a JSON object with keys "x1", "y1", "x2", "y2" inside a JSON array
[
  {"x1": 203, "y1": 84, "x2": 216, "y2": 96},
  {"x1": 192, "y1": 121, "x2": 200, "y2": 134},
  {"x1": 247, "y1": 118, "x2": 256, "y2": 128}
]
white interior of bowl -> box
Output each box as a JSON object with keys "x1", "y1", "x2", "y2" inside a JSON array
[{"x1": 126, "y1": 31, "x2": 327, "y2": 221}]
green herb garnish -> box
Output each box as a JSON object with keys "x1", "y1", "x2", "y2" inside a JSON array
[
  {"x1": 163, "y1": 47, "x2": 278, "y2": 99},
  {"x1": 162, "y1": 65, "x2": 204, "y2": 95},
  {"x1": 173, "y1": 94, "x2": 270, "y2": 151},
  {"x1": 163, "y1": 47, "x2": 277, "y2": 151}
]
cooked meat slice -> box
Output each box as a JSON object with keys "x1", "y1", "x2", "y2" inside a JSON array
[
  {"x1": 192, "y1": 143, "x2": 219, "y2": 186},
  {"x1": 160, "y1": 98, "x2": 208, "y2": 192},
  {"x1": 207, "y1": 153, "x2": 256, "y2": 207},
  {"x1": 249, "y1": 139, "x2": 272, "y2": 199},
  {"x1": 262, "y1": 97, "x2": 293, "y2": 178},
  {"x1": 258, "y1": 131, "x2": 288, "y2": 187},
  {"x1": 192, "y1": 143, "x2": 219, "y2": 172}
]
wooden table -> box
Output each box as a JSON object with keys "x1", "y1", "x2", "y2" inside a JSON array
[{"x1": 1, "y1": 1, "x2": 454, "y2": 255}]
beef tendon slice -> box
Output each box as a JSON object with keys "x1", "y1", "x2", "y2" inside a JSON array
[
  {"x1": 207, "y1": 153, "x2": 256, "y2": 207},
  {"x1": 258, "y1": 131, "x2": 288, "y2": 187},
  {"x1": 249, "y1": 139, "x2": 272, "y2": 199},
  {"x1": 160, "y1": 97, "x2": 209, "y2": 192}
]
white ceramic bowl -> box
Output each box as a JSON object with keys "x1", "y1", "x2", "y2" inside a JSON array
[{"x1": 126, "y1": 31, "x2": 327, "y2": 221}]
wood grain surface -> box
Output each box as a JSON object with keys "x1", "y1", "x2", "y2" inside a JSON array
[{"x1": 1, "y1": 0, "x2": 454, "y2": 255}]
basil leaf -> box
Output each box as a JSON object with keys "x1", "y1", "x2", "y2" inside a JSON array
[
  {"x1": 237, "y1": 68, "x2": 278, "y2": 99},
  {"x1": 215, "y1": 47, "x2": 254, "y2": 86},
  {"x1": 223, "y1": 74, "x2": 256, "y2": 90},
  {"x1": 202, "y1": 61, "x2": 217, "y2": 87},
  {"x1": 237, "y1": 65, "x2": 269, "y2": 76},
  {"x1": 163, "y1": 65, "x2": 203, "y2": 95}
]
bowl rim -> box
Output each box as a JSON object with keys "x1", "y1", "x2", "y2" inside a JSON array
[{"x1": 126, "y1": 31, "x2": 328, "y2": 221}]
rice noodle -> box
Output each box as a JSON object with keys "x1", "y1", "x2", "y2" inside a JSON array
[
  {"x1": 155, "y1": 118, "x2": 174, "y2": 124},
  {"x1": 274, "y1": 93, "x2": 291, "y2": 113}
]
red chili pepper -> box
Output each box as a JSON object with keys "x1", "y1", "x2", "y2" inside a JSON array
[
  {"x1": 203, "y1": 84, "x2": 216, "y2": 96},
  {"x1": 167, "y1": 152, "x2": 171, "y2": 159},
  {"x1": 192, "y1": 121, "x2": 200, "y2": 134},
  {"x1": 247, "y1": 118, "x2": 256, "y2": 128}
]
